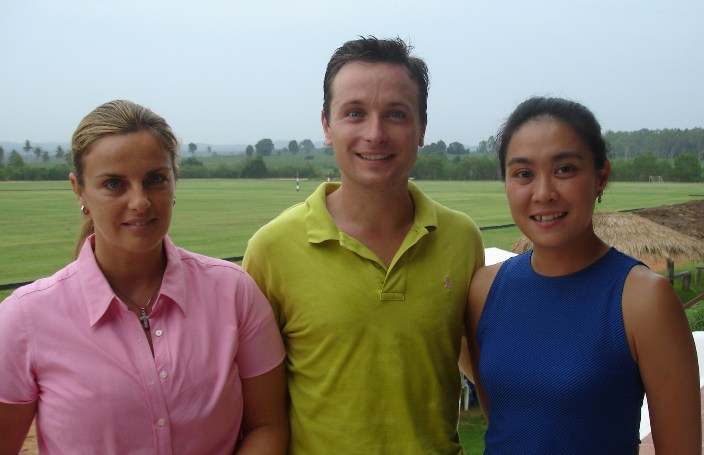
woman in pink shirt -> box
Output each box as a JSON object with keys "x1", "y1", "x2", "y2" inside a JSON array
[{"x1": 0, "y1": 100, "x2": 288, "y2": 454}]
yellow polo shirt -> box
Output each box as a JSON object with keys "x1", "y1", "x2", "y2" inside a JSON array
[{"x1": 244, "y1": 181, "x2": 484, "y2": 454}]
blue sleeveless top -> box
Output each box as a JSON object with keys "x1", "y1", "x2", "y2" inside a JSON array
[{"x1": 476, "y1": 248, "x2": 644, "y2": 454}]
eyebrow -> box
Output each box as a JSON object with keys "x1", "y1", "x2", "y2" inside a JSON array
[
  {"x1": 94, "y1": 167, "x2": 172, "y2": 178},
  {"x1": 336, "y1": 99, "x2": 412, "y2": 110},
  {"x1": 506, "y1": 150, "x2": 584, "y2": 167}
]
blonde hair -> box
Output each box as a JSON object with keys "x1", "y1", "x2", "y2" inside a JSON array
[{"x1": 71, "y1": 100, "x2": 180, "y2": 258}]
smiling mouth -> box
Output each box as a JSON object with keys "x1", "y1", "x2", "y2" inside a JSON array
[
  {"x1": 531, "y1": 213, "x2": 566, "y2": 222},
  {"x1": 357, "y1": 153, "x2": 392, "y2": 161},
  {"x1": 125, "y1": 220, "x2": 153, "y2": 226}
]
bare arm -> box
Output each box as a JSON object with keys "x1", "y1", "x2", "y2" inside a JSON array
[
  {"x1": 465, "y1": 263, "x2": 501, "y2": 421},
  {"x1": 236, "y1": 362, "x2": 288, "y2": 455},
  {"x1": 0, "y1": 401, "x2": 36, "y2": 454},
  {"x1": 623, "y1": 266, "x2": 701, "y2": 455},
  {"x1": 458, "y1": 336, "x2": 472, "y2": 379}
]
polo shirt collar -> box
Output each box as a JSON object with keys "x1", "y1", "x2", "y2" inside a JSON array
[
  {"x1": 407, "y1": 180, "x2": 438, "y2": 232},
  {"x1": 304, "y1": 180, "x2": 439, "y2": 245},
  {"x1": 305, "y1": 182, "x2": 342, "y2": 244},
  {"x1": 78, "y1": 234, "x2": 188, "y2": 327}
]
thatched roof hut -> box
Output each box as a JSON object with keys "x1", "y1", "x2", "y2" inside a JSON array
[{"x1": 512, "y1": 211, "x2": 704, "y2": 264}]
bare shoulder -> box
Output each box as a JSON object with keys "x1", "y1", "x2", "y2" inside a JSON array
[
  {"x1": 467, "y1": 262, "x2": 503, "y2": 316},
  {"x1": 622, "y1": 264, "x2": 691, "y2": 361},
  {"x1": 623, "y1": 264, "x2": 681, "y2": 316},
  {"x1": 470, "y1": 263, "x2": 502, "y2": 296}
]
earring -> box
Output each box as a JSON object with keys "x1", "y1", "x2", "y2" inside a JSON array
[
  {"x1": 81, "y1": 205, "x2": 90, "y2": 215},
  {"x1": 173, "y1": 197, "x2": 176, "y2": 206},
  {"x1": 597, "y1": 191, "x2": 603, "y2": 204}
]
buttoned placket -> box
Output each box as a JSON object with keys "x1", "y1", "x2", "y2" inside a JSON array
[
  {"x1": 377, "y1": 225, "x2": 427, "y2": 301},
  {"x1": 126, "y1": 296, "x2": 174, "y2": 454}
]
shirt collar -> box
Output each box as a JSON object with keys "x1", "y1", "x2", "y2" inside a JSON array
[
  {"x1": 304, "y1": 180, "x2": 438, "y2": 244},
  {"x1": 78, "y1": 234, "x2": 188, "y2": 326},
  {"x1": 305, "y1": 182, "x2": 343, "y2": 243},
  {"x1": 407, "y1": 180, "x2": 438, "y2": 232}
]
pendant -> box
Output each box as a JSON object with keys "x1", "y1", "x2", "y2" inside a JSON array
[{"x1": 139, "y1": 308, "x2": 150, "y2": 330}]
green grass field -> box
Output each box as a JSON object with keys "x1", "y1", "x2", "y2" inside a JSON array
[{"x1": 1, "y1": 179, "x2": 702, "y2": 291}]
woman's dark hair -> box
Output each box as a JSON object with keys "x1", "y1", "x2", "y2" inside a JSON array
[{"x1": 495, "y1": 96, "x2": 609, "y2": 180}]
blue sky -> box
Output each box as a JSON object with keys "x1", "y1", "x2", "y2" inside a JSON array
[{"x1": 1, "y1": 0, "x2": 702, "y2": 148}]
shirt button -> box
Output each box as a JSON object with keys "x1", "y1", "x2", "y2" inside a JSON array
[
  {"x1": 157, "y1": 418, "x2": 166, "y2": 427},
  {"x1": 154, "y1": 329, "x2": 163, "y2": 337},
  {"x1": 160, "y1": 370, "x2": 168, "y2": 379}
]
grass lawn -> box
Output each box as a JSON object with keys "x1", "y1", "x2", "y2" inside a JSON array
[
  {"x1": 1, "y1": 180, "x2": 702, "y2": 306},
  {"x1": 459, "y1": 405, "x2": 487, "y2": 453}
]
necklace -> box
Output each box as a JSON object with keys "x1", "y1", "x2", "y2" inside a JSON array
[{"x1": 114, "y1": 285, "x2": 161, "y2": 330}]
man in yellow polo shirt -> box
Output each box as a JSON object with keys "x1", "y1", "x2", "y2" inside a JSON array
[{"x1": 243, "y1": 36, "x2": 484, "y2": 454}]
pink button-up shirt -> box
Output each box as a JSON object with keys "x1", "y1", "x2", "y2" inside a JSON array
[{"x1": 0, "y1": 235, "x2": 285, "y2": 454}]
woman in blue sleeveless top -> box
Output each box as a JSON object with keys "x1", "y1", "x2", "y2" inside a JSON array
[{"x1": 466, "y1": 97, "x2": 701, "y2": 454}]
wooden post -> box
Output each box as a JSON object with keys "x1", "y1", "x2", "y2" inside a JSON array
[{"x1": 666, "y1": 258, "x2": 675, "y2": 283}]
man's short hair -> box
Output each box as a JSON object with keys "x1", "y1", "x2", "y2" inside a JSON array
[{"x1": 322, "y1": 36, "x2": 429, "y2": 125}]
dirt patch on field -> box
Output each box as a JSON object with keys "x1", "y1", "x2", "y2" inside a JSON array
[
  {"x1": 632, "y1": 200, "x2": 704, "y2": 272},
  {"x1": 632, "y1": 200, "x2": 704, "y2": 241}
]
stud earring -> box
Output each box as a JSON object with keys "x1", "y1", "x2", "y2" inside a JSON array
[{"x1": 81, "y1": 205, "x2": 90, "y2": 215}]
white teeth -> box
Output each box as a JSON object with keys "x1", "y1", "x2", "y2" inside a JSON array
[
  {"x1": 129, "y1": 220, "x2": 150, "y2": 226},
  {"x1": 359, "y1": 154, "x2": 391, "y2": 161},
  {"x1": 534, "y1": 213, "x2": 564, "y2": 222}
]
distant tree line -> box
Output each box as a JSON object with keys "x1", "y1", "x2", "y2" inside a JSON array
[
  {"x1": 1, "y1": 128, "x2": 702, "y2": 182},
  {"x1": 245, "y1": 139, "x2": 322, "y2": 157},
  {"x1": 178, "y1": 155, "x2": 323, "y2": 180},
  {"x1": 604, "y1": 128, "x2": 704, "y2": 160},
  {"x1": 0, "y1": 141, "x2": 73, "y2": 181}
]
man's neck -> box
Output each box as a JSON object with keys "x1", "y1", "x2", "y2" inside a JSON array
[{"x1": 326, "y1": 183, "x2": 415, "y2": 266}]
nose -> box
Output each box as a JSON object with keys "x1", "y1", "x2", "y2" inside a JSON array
[
  {"x1": 363, "y1": 115, "x2": 388, "y2": 144},
  {"x1": 533, "y1": 176, "x2": 558, "y2": 203},
  {"x1": 128, "y1": 186, "x2": 151, "y2": 212}
]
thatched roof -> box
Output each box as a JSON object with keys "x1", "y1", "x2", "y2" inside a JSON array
[{"x1": 512, "y1": 211, "x2": 704, "y2": 263}]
